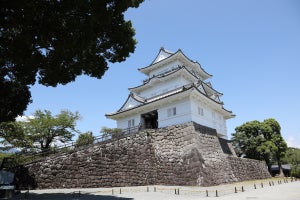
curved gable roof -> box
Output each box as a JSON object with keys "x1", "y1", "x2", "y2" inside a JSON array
[
  {"x1": 129, "y1": 66, "x2": 198, "y2": 93},
  {"x1": 139, "y1": 48, "x2": 212, "y2": 80},
  {"x1": 106, "y1": 84, "x2": 234, "y2": 119},
  {"x1": 117, "y1": 93, "x2": 145, "y2": 112},
  {"x1": 151, "y1": 47, "x2": 173, "y2": 64}
]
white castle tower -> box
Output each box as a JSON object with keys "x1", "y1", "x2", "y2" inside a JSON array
[{"x1": 106, "y1": 48, "x2": 235, "y2": 138}]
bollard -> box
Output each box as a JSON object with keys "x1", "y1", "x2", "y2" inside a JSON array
[
  {"x1": 261, "y1": 182, "x2": 263, "y2": 188},
  {"x1": 175, "y1": 189, "x2": 177, "y2": 195},
  {"x1": 24, "y1": 190, "x2": 29, "y2": 200},
  {"x1": 242, "y1": 186, "x2": 244, "y2": 192},
  {"x1": 147, "y1": 186, "x2": 149, "y2": 192},
  {"x1": 73, "y1": 191, "x2": 81, "y2": 198},
  {"x1": 120, "y1": 188, "x2": 121, "y2": 194},
  {"x1": 177, "y1": 188, "x2": 179, "y2": 195},
  {"x1": 215, "y1": 190, "x2": 218, "y2": 197},
  {"x1": 254, "y1": 184, "x2": 256, "y2": 189},
  {"x1": 206, "y1": 190, "x2": 209, "y2": 197},
  {"x1": 154, "y1": 187, "x2": 156, "y2": 192},
  {"x1": 235, "y1": 187, "x2": 237, "y2": 193},
  {"x1": 112, "y1": 189, "x2": 114, "y2": 195}
]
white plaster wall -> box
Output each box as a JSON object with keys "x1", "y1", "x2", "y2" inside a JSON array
[
  {"x1": 149, "y1": 60, "x2": 182, "y2": 77},
  {"x1": 138, "y1": 76, "x2": 191, "y2": 99},
  {"x1": 157, "y1": 98, "x2": 192, "y2": 128},
  {"x1": 190, "y1": 98, "x2": 227, "y2": 137},
  {"x1": 117, "y1": 114, "x2": 141, "y2": 129}
]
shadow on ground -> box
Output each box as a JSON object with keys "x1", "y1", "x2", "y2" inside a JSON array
[{"x1": 12, "y1": 192, "x2": 133, "y2": 200}]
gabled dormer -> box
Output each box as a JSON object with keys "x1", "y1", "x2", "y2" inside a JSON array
[
  {"x1": 151, "y1": 47, "x2": 173, "y2": 64},
  {"x1": 138, "y1": 47, "x2": 212, "y2": 81}
]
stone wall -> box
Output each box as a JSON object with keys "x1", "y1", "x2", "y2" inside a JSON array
[{"x1": 16, "y1": 122, "x2": 270, "y2": 189}]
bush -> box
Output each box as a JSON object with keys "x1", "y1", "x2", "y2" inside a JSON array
[
  {"x1": 100, "y1": 127, "x2": 123, "y2": 139},
  {"x1": 291, "y1": 165, "x2": 300, "y2": 178},
  {"x1": 75, "y1": 132, "x2": 95, "y2": 147}
]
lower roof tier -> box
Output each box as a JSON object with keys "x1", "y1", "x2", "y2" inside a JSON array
[{"x1": 105, "y1": 83, "x2": 235, "y2": 120}]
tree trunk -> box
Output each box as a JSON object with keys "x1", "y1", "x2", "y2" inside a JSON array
[
  {"x1": 263, "y1": 155, "x2": 272, "y2": 174},
  {"x1": 277, "y1": 159, "x2": 285, "y2": 177}
]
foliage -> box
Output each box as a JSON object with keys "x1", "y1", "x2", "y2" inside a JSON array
[
  {"x1": 0, "y1": 110, "x2": 80, "y2": 152},
  {"x1": 291, "y1": 166, "x2": 300, "y2": 178},
  {"x1": 0, "y1": 79, "x2": 32, "y2": 122},
  {"x1": 100, "y1": 126, "x2": 122, "y2": 139},
  {"x1": 232, "y1": 118, "x2": 287, "y2": 174},
  {"x1": 0, "y1": 0, "x2": 144, "y2": 122},
  {"x1": 0, "y1": 121, "x2": 30, "y2": 151},
  {"x1": 0, "y1": 152, "x2": 13, "y2": 159},
  {"x1": 75, "y1": 132, "x2": 95, "y2": 147},
  {"x1": 282, "y1": 147, "x2": 300, "y2": 177}
]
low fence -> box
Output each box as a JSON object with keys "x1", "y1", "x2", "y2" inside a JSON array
[
  {"x1": 2, "y1": 125, "x2": 145, "y2": 168},
  {"x1": 17, "y1": 177, "x2": 298, "y2": 199},
  {"x1": 103, "y1": 177, "x2": 298, "y2": 197}
]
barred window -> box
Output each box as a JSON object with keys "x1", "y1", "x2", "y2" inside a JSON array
[
  {"x1": 198, "y1": 107, "x2": 204, "y2": 116},
  {"x1": 167, "y1": 107, "x2": 176, "y2": 117},
  {"x1": 128, "y1": 119, "x2": 135, "y2": 127}
]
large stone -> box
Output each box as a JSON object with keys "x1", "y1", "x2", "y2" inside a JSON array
[{"x1": 14, "y1": 122, "x2": 270, "y2": 189}]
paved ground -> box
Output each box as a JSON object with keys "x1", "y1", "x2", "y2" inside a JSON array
[{"x1": 12, "y1": 179, "x2": 300, "y2": 200}]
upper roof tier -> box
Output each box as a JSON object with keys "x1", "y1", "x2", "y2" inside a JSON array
[
  {"x1": 138, "y1": 47, "x2": 212, "y2": 80},
  {"x1": 129, "y1": 66, "x2": 223, "y2": 98}
]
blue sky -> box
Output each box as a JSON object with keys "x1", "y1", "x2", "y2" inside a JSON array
[{"x1": 24, "y1": 0, "x2": 300, "y2": 147}]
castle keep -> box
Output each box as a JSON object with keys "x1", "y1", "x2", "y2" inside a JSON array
[
  {"x1": 16, "y1": 48, "x2": 270, "y2": 189},
  {"x1": 106, "y1": 48, "x2": 235, "y2": 138}
]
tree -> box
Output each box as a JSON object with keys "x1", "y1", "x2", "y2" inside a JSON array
[
  {"x1": 282, "y1": 147, "x2": 300, "y2": 177},
  {"x1": 0, "y1": 0, "x2": 144, "y2": 122},
  {"x1": 232, "y1": 118, "x2": 287, "y2": 175},
  {"x1": 0, "y1": 110, "x2": 80, "y2": 152},
  {"x1": 75, "y1": 131, "x2": 95, "y2": 147},
  {"x1": 0, "y1": 79, "x2": 31, "y2": 122},
  {"x1": 263, "y1": 119, "x2": 288, "y2": 175},
  {"x1": 0, "y1": 121, "x2": 31, "y2": 151},
  {"x1": 100, "y1": 126, "x2": 122, "y2": 139}
]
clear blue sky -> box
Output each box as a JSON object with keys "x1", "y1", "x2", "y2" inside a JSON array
[{"x1": 24, "y1": 0, "x2": 300, "y2": 147}]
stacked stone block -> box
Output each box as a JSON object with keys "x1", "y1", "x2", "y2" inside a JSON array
[{"x1": 17, "y1": 122, "x2": 270, "y2": 189}]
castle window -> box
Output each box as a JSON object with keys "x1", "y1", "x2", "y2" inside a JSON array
[
  {"x1": 198, "y1": 107, "x2": 204, "y2": 116},
  {"x1": 167, "y1": 107, "x2": 176, "y2": 117},
  {"x1": 128, "y1": 119, "x2": 135, "y2": 127}
]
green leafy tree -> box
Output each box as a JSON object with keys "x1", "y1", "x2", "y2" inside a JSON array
[
  {"x1": 0, "y1": 121, "x2": 32, "y2": 151},
  {"x1": 75, "y1": 132, "x2": 95, "y2": 147},
  {"x1": 263, "y1": 119, "x2": 288, "y2": 175},
  {"x1": 100, "y1": 126, "x2": 122, "y2": 139},
  {"x1": 282, "y1": 147, "x2": 300, "y2": 177},
  {"x1": 232, "y1": 118, "x2": 287, "y2": 175},
  {"x1": 0, "y1": 80, "x2": 31, "y2": 122},
  {"x1": 0, "y1": 0, "x2": 144, "y2": 122},
  {"x1": 0, "y1": 110, "x2": 80, "y2": 152}
]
